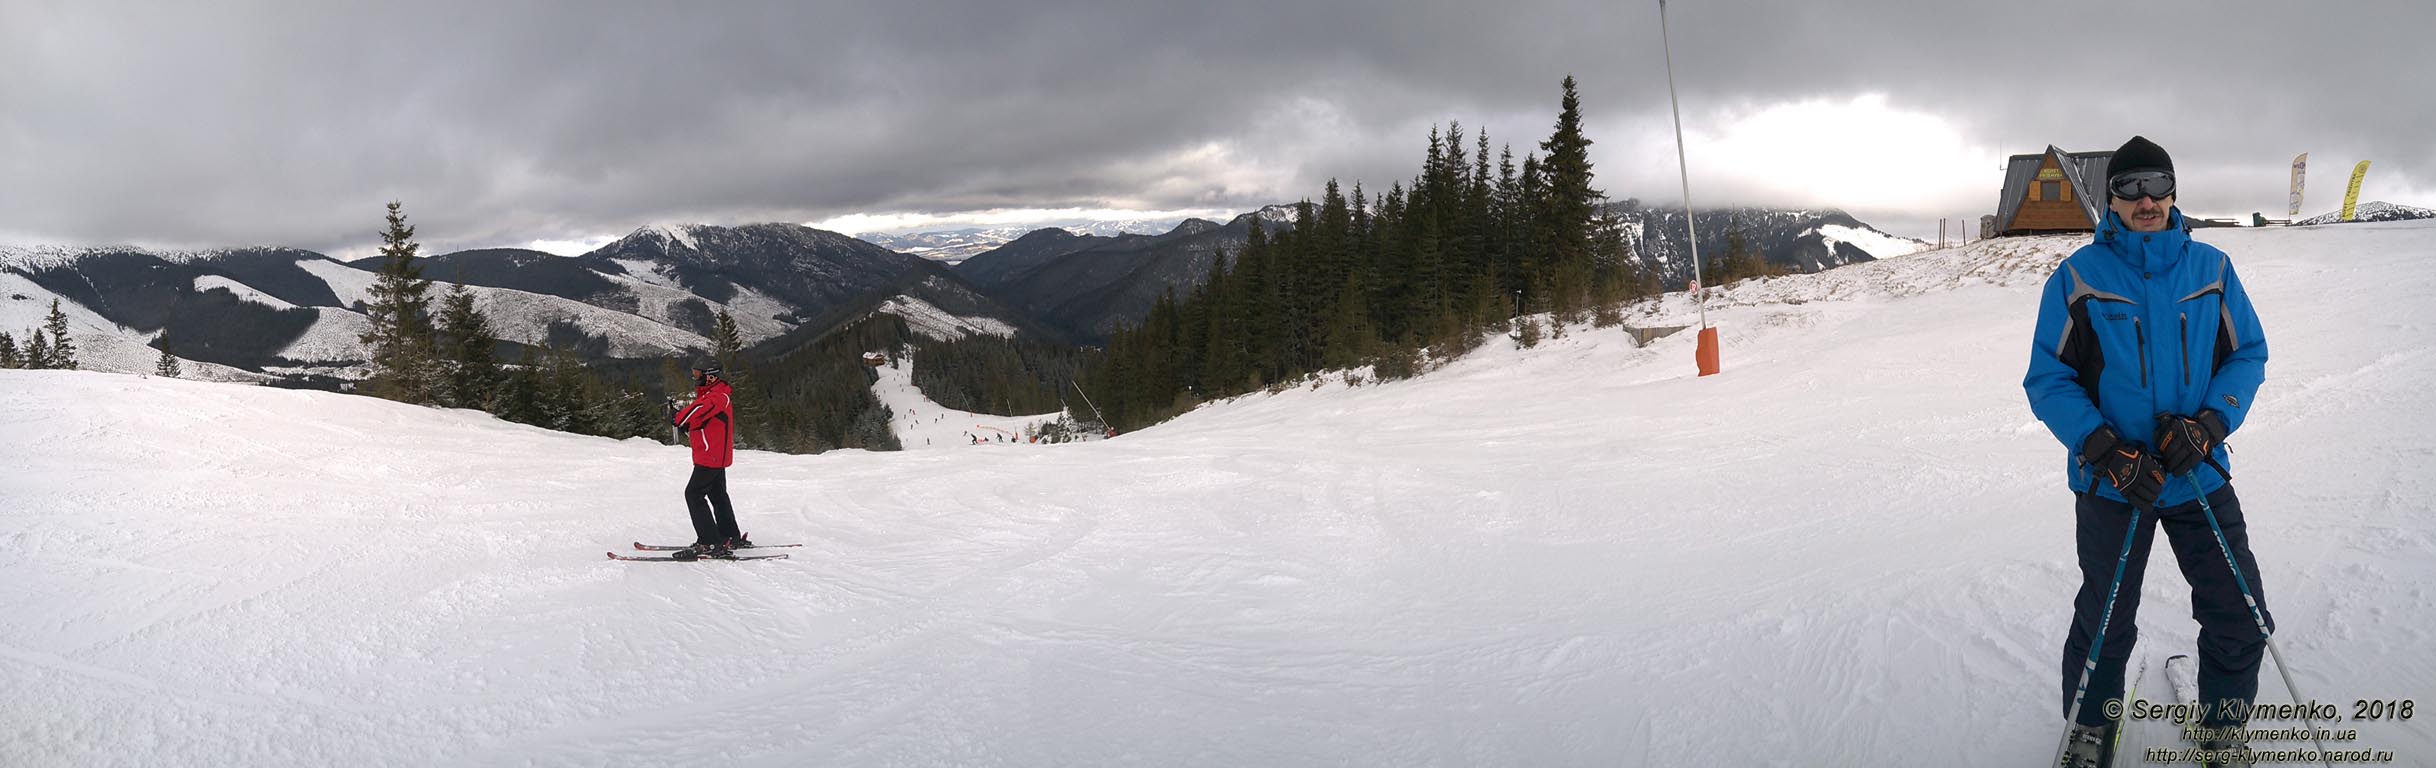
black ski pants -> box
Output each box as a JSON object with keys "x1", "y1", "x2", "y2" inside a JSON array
[
  {"x1": 684, "y1": 466, "x2": 742, "y2": 545},
  {"x1": 2061, "y1": 483, "x2": 2273, "y2": 728}
]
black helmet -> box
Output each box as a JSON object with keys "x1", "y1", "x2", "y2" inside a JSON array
[{"x1": 689, "y1": 357, "x2": 722, "y2": 378}]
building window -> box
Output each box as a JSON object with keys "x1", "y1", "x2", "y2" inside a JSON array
[{"x1": 2040, "y1": 181, "x2": 2060, "y2": 201}]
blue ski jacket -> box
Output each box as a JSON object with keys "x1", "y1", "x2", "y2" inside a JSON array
[{"x1": 2024, "y1": 208, "x2": 2269, "y2": 508}]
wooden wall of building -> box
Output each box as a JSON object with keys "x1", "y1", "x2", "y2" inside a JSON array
[{"x1": 2007, "y1": 154, "x2": 2096, "y2": 233}]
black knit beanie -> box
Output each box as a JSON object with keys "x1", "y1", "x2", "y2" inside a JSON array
[{"x1": 2107, "y1": 135, "x2": 2173, "y2": 180}]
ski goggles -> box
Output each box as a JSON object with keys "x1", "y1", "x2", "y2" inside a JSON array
[{"x1": 2108, "y1": 170, "x2": 2176, "y2": 201}]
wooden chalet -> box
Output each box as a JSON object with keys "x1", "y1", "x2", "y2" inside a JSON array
[{"x1": 1995, "y1": 146, "x2": 2113, "y2": 236}]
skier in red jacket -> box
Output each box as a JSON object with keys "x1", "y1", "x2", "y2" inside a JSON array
[{"x1": 670, "y1": 359, "x2": 745, "y2": 560}]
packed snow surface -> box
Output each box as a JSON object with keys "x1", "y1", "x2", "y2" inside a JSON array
[{"x1": 3, "y1": 222, "x2": 2433, "y2": 766}]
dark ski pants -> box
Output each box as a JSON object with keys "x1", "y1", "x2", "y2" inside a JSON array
[
  {"x1": 2061, "y1": 483, "x2": 2273, "y2": 727},
  {"x1": 684, "y1": 466, "x2": 742, "y2": 545}
]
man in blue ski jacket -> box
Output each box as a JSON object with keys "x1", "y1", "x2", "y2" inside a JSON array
[{"x1": 2024, "y1": 136, "x2": 2273, "y2": 765}]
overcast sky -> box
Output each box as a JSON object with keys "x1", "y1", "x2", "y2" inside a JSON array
[{"x1": 3, "y1": 0, "x2": 2429, "y2": 255}]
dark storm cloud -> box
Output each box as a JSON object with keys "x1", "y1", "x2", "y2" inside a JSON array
[{"x1": 2, "y1": 0, "x2": 2427, "y2": 252}]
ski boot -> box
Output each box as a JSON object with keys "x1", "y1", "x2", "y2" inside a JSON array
[
  {"x1": 669, "y1": 542, "x2": 733, "y2": 561},
  {"x1": 2058, "y1": 721, "x2": 2113, "y2": 768}
]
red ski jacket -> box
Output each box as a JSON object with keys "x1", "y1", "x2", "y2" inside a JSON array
[{"x1": 674, "y1": 379, "x2": 734, "y2": 468}]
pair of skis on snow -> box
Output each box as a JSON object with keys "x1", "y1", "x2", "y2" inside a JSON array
[
  {"x1": 2096, "y1": 653, "x2": 2207, "y2": 767},
  {"x1": 605, "y1": 537, "x2": 797, "y2": 562}
]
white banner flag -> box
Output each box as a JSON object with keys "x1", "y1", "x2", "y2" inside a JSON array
[{"x1": 2287, "y1": 153, "x2": 2307, "y2": 217}]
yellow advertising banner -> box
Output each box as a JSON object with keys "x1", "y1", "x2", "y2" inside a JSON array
[{"x1": 2341, "y1": 160, "x2": 2371, "y2": 221}]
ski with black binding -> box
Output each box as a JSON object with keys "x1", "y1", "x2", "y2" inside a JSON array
[
  {"x1": 634, "y1": 531, "x2": 800, "y2": 551},
  {"x1": 633, "y1": 541, "x2": 801, "y2": 551},
  {"x1": 607, "y1": 551, "x2": 789, "y2": 562}
]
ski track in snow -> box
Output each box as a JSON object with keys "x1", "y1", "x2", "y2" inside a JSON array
[{"x1": 2, "y1": 222, "x2": 2433, "y2": 766}]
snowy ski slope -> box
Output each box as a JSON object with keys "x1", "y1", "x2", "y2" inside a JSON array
[
  {"x1": 2, "y1": 222, "x2": 2431, "y2": 766},
  {"x1": 867, "y1": 350, "x2": 1071, "y2": 451}
]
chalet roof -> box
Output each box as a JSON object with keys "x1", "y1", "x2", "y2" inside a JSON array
[{"x1": 1996, "y1": 147, "x2": 2114, "y2": 233}]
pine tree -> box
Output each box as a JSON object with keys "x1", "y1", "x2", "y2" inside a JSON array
[
  {"x1": 537, "y1": 347, "x2": 590, "y2": 433},
  {"x1": 1538, "y1": 75, "x2": 1603, "y2": 317},
  {"x1": 659, "y1": 357, "x2": 690, "y2": 415},
  {"x1": 1321, "y1": 274, "x2": 1372, "y2": 369},
  {"x1": 358, "y1": 202, "x2": 440, "y2": 403},
  {"x1": 1515, "y1": 313, "x2": 1543, "y2": 348},
  {"x1": 25, "y1": 329, "x2": 53, "y2": 370},
  {"x1": 709, "y1": 308, "x2": 752, "y2": 446},
  {"x1": 1465, "y1": 129, "x2": 1494, "y2": 282},
  {"x1": 155, "y1": 336, "x2": 182, "y2": 378},
  {"x1": 1197, "y1": 239, "x2": 1247, "y2": 394},
  {"x1": 0, "y1": 330, "x2": 17, "y2": 369},
  {"x1": 435, "y1": 283, "x2": 503, "y2": 410},
  {"x1": 1590, "y1": 208, "x2": 1635, "y2": 327},
  {"x1": 43, "y1": 299, "x2": 77, "y2": 370},
  {"x1": 495, "y1": 349, "x2": 544, "y2": 426},
  {"x1": 712, "y1": 309, "x2": 743, "y2": 367}
]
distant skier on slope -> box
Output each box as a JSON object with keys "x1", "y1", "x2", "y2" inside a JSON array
[
  {"x1": 670, "y1": 358, "x2": 748, "y2": 560},
  {"x1": 2024, "y1": 136, "x2": 2274, "y2": 767}
]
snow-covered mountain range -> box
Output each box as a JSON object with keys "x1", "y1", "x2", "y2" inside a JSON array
[
  {"x1": 5, "y1": 220, "x2": 2430, "y2": 765},
  {"x1": 858, "y1": 227, "x2": 1040, "y2": 265},
  {"x1": 0, "y1": 224, "x2": 1032, "y2": 383},
  {"x1": 862, "y1": 218, "x2": 1190, "y2": 265}
]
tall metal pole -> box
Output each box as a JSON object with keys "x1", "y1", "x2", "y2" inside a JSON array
[
  {"x1": 1658, "y1": 0, "x2": 1705, "y2": 330},
  {"x1": 1070, "y1": 380, "x2": 1108, "y2": 427}
]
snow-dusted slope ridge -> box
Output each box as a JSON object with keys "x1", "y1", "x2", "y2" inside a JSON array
[
  {"x1": 1817, "y1": 222, "x2": 1926, "y2": 258},
  {"x1": 295, "y1": 259, "x2": 711, "y2": 356},
  {"x1": 0, "y1": 271, "x2": 263, "y2": 382},
  {"x1": 878, "y1": 295, "x2": 1017, "y2": 341},
  {"x1": 2, "y1": 222, "x2": 2430, "y2": 765}
]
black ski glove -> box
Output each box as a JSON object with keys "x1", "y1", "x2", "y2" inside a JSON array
[
  {"x1": 2153, "y1": 411, "x2": 2227, "y2": 478},
  {"x1": 2083, "y1": 426, "x2": 2165, "y2": 511}
]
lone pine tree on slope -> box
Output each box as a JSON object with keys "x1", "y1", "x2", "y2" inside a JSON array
[
  {"x1": 42, "y1": 299, "x2": 78, "y2": 370},
  {"x1": 359, "y1": 202, "x2": 440, "y2": 403},
  {"x1": 155, "y1": 336, "x2": 182, "y2": 378}
]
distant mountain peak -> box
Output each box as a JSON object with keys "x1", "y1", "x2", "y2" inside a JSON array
[{"x1": 627, "y1": 223, "x2": 706, "y2": 252}]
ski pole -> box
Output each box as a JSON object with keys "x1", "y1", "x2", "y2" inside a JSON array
[
  {"x1": 2054, "y1": 501, "x2": 2146, "y2": 768},
  {"x1": 2187, "y1": 475, "x2": 2334, "y2": 768}
]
